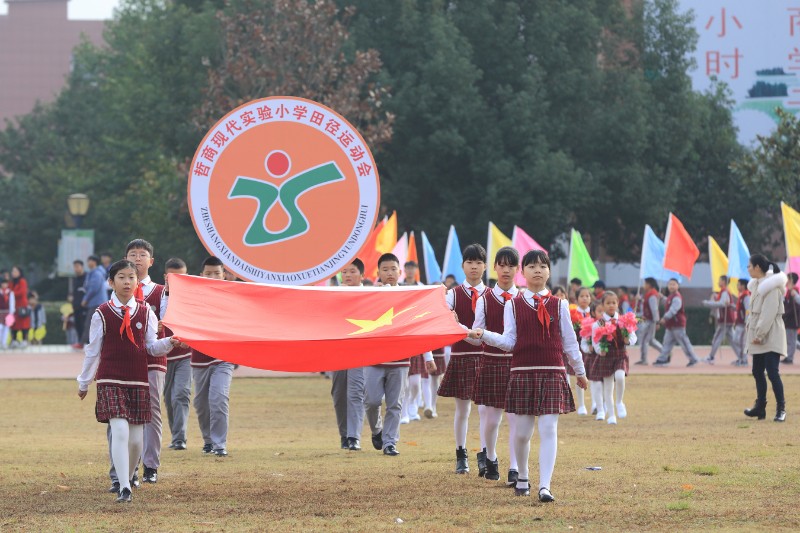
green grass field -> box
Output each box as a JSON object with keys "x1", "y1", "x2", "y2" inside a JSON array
[{"x1": 1, "y1": 375, "x2": 799, "y2": 532}]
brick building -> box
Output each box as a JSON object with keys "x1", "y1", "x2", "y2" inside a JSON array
[{"x1": 0, "y1": 0, "x2": 105, "y2": 126}]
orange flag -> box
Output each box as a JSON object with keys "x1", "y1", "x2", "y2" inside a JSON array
[
  {"x1": 361, "y1": 218, "x2": 386, "y2": 280},
  {"x1": 663, "y1": 213, "x2": 700, "y2": 279},
  {"x1": 408, "y1": 231, "x2": 420, "y2": 282},
  {"x1": 162, "y1": 275, "x2": 466, "y2": 372}
]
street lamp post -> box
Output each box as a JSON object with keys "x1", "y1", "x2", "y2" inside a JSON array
[{"x1": 66, "y1": 193, "x2": 90, "y2": 229}]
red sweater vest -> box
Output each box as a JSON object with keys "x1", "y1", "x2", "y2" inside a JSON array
[
  {"x1": 642, "y1": 289, "x2": 658, "y2": 321},
  {"x1": 783, "y1": 291, "x2": 800, "y2": 329},
  {"x1": 144, "y1": 284, "x2": 167, "y2": 372},
  {"x1": 664, "y1": 292, "x2": 687, "y2": 329},
  {"x1": 451, "y1": 285, "x2": 485, "y2": 356},
  {"x1": 95, "y1": 302, "x2": 151, "y2": 388},
  {"x1": 0, "y1": 289, "x2": 10, "y2": 320},
  {"x1": 714, "y1": 289, "x2": 736, "y2": 325},
  {"x1": 483, "y1": 291, "x2": 511, "y2": 357},
  {"x1": 735, "y1": 290, "x2": 750, "y2": 326},
  {"x1": 510, "y1": 296, "x2": 564, "y2": 372}
]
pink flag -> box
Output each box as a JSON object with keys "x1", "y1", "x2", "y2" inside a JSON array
[
  {"x1": 512, "y1": 225, "x2": 546, "y2": 286},
  {"x1": 392, "y1": 232, "x2": 408, "y2": 276}
]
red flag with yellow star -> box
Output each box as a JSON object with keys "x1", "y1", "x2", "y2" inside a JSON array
[{"x1": 162, "y1": 274, "x2": 465, "y2": 371}]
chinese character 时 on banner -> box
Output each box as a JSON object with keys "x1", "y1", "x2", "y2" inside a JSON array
[
  {"x1": 705, "y1": 7, "x2": 742, "y2": 38},
  {"x1": 706, "y1": 48, "x2": 743, "y2": 79}
]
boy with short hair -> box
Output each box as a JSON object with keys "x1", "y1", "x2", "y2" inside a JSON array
[
  {"x1": 191, "y1": 256, "x2": 235, "y2": 457},
  {"x1": 364, "y1": 253, "x2": 434, "y2": 456},
  {"x1": 701, "y1": 275, "x2": 736, "y2": 364},
  {"x1": 654, "y1": 279, "x2": 699, "y2": 367},
  {"x1": 637, "y1": 278, "x2": 663, "y2": 365},
  {"x1": 439, "y1": 244, "x2": 488, "y2": 474},
  {"x1": 160, "y1": 257, "x2": 192, "y2": 450},
  {"x1": 783, "y1": 272, "x2": 800, "y2": 364},
  {"x1": 731, "y1": 278, "x2": 751, "y2": 366}
]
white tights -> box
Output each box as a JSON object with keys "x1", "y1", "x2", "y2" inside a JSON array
[
  {"x1": 481, "y1": 406, "x2": 518, "y2": 469},
  {"x1": 454, "y1": 398, "x2": 472, "y2": 448},
  {"x1": 513, "y1": 414, "x2": 558, "y2": 490},
  {"x1": 109, "y1": 418, "x2": 143, "y2": 491},
  {"x1": 590, "y1": 380, "x2": 604, "y2": 413},
  {"x1": 568, "y1": 375, "x2": 586, "y2": 410},
  {"x1": 427, "y1": 375, "x2": 441, "y2": 412},
  {"x1": 602, "y1": 370, "x2": 626, "y2": 418},
  {"x1": 404, "y1": 374, "x2": 421, "y2": 418},
  {"x1": 421, "y1": 377, "x2": 432, "y2": 410}
]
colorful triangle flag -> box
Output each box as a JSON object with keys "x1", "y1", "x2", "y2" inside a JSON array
[
  {"x1": 361, "y1": 218, "x2": 386, "y2": 281},
  {"x1": 639, "y1": 224, "x2": 684, "y2": 282},
  {"x1": 375, "y1": 211, "x2": 398, "y2": 254},
  {"x1": 421, "y1": 231, "x2": 442, "y2": 285},
  {"x1": 392, "y1": 232, "x2": 408, "y2": 276},
  {"x1": 487, "y1": 222, "x2": 513, "y2": 280},
  {"x1": 727, "y1": 219, "x2": 749, "y2": 294},
  {"x1": 407, "y1": 231, "x2": 420, "y2": 282},
  {"x1": 568, "y1": 229, "x2": 599, "y2": 287},
  {"x1": 663, "y1": 213, "x2": 699, "y2": 279},
  {"x1": 163, "y1": 275, "x2": 466, "y2": 372},
  {"x1": 512, "y1": 225, "x2": 545, "y2": 286},
  {"x1": 708, "y1": 236, "x2": 734, "y2": 294},
  {"x1": 782, "y1": 202, "x2": 800, "y2": 280},
  {"x1": 442, "y1": 225, "x2": 465, "y2": 284}
]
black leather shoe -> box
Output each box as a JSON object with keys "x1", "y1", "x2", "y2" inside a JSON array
[
  {"x1": 340, "y1": 436, "x2": 349, "y2": 449},
  {"x1": 538, "y1": 487, "x2": 555, "y2": 502},
  {"x1": 348, "y1": 437, "x2": 361, "y2": 451},
  {"x1": 514, "y1": 479, "x2": 530, "y2": 496},
  {"x1": 506, "y1": 469, "x2": 519, "y2": 487},
  {"x1": 108, "y1": 481, "x2": 120, "y2": 494},
  {"x1": 383, "y1": 445, "x2": 399, "y2": 456},
  {"x1": 131, "y1": 471, "x2": 140, "y2": 488},
  {"x1": 455, "y1": 447, "x2": 469, "y2": 474},
  {"x1": 116, "y1": 487, "x2": 132, "y2": 503},
  {"x1": 202, "y1": 443, "x2": 213, "y2": 454},
  {"x1": 477, "y1": 448, "x2": 487, "y2": 477},
  {"x1": 775, "y1": 403, "x2": 787, "y2": 422},
  {"x1": 485, "y1": 458, "x2": 500, "y2": 481},
  {"x1": 143, "y1": 467, "x2": 157, "y2": 483},
  {"x1": 744, "y1": 399, "x2": 767, "y2": 420},
  {"x1": 372, "y1": 431, "x2": 383, "y2": 451}
]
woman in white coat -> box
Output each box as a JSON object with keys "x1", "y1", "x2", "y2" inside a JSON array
[{"x1": 743, "y1": 254, "x2": 787, "y2": 422}]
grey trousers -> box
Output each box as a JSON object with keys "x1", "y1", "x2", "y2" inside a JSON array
[
  {"x1": 331, "y1": 370, "x2": 348, "y2": 439},
  {"x1": 787, "y1": 328, "x2": 798, "y2": 362},
  {"x1": 364, "y1": 365, "x2": 408, "y2": 448},
  {"x1": 708, "y1": 323, "x2": 734, "y2": 360},
  {"x1": 347, "y1": 366, "x2": 367, "y2": 439},
  {"x1": 107, "y1": 370, "x2": 164, "y2": 481},
  {"x1": 638, "y1": 320, "x2": 663, "y2": 362},
  {"x1": 656, "y1": 328, "x2": 698, "y2": 363},
  {"x1": 732, "y1": 325, "x2": 747, "y2": 363},
  {"x1": 164, "y1": 358, "x2": 192, "y2": 445},
  {"x1": 193, "y1": 363, "x2": 234, "y2": 451}
]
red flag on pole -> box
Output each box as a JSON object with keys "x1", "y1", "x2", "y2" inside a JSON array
[
  {"x1": 162, "y1": 274, "x2": 466, "y2": 372},
  {"x1": 663, "y1": 213, "x2": 700, "y2": 279}
]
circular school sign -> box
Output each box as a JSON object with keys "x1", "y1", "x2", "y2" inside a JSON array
[{"x1": 188, "y1": 97, "x2": 380, "y2": 284}]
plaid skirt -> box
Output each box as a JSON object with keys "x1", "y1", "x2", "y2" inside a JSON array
[
  {"x1": 593, "y1": 352, "x2": 629, "y2": 378},
  {"x1": 505, "y1": 371, "x2": 575, "y2": 416},
  {"x1": 430, "y1": 355, "x2": 447, "y2": 376},
  {"x1": 438, "y1": 354, "x2": 481, "y2": 400},
  {"x1": 409, "y1": 355, "x2": 429, "y2": 378},
  {"x1": 584, "y1": 352, "x2": 604, "y2": 382},
  {"x1": 472, "y1": 357, "x2": 511, "y2": 409},
  {"x1": 95, "y1": 385, "x2": 151, "y2": 425}
]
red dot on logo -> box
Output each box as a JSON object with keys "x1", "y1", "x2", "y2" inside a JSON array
[{"x1": 266, "y1": 151, "x2": 290, "y2": 177}]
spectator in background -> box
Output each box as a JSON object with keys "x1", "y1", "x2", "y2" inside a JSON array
[
  {"x1": 99, "y1": 252, "x2": 113, "y2": 299},
  {"x1": 81, "y1": 255, "x2": 107, "y2": 345},
  {"x1": 71, "y1": 260, "x2": 87, "y2": 350},
  {"x1": 592, "y1": 280, "x2": 606, "y2": 301},
  {"x1": 617, "y1": 286, "x2": 633, "y2": 314},
  {"x1": 9, "y1": 266, "x2": 30, "y2": 348},
  {"x1": 444, "y1": 274, "x2": 458, "y2": 289},
  {"x1": 782, "y1": 272, "x2": 800, "y2": 365},
  {"x1": 569, "y1": 277, "x2": 582, "y2": 304},
  {"x1": 28, "y1": 291, "x2": 46, "y2": 345},
  {"x1": 0, "y1": 274, "x2": 14, "y2": 349}
]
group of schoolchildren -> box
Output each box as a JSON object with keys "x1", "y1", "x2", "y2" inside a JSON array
[
  {"x1": 330, "y1": 244, "x2": 640, "y2": 504},
  {"x1": 77, "y1": 239, "x2": 235, "y2": 503}
]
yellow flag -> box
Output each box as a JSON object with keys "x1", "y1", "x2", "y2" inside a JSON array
[
  {"x1": 487, "y1": 222, "x2": 513, "y2": 279},
  {"x1": 709, "y1": 236, "x2": 737, "y2": 296},
  {"x1": 375, "y1": 211, "x2": 397, "y2": 254},
  {"x1": 782, "y1": 202, "x2": 800, "y2": 257}
]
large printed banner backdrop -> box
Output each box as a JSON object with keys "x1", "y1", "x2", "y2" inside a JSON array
[
  {"x1": 162, "y1": 274, "x2": 466, "y2": 372},
  {"x1": 681, "y1": 1, "x2": 800, "y2": 145},
  {"x1": 187, "y1": 96, "x2": 380, "y2": 285}
]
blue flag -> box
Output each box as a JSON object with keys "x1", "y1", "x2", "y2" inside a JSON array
[
  {"x1": 421, "y1": 231, "x2": 442, "y2": 285},
  {"x1": 441, "y1": 225, "x2": 465, "y2": 284},
  {"x1": 640, "y1": 225, "x2": 684, "y2": 282},
  {"x1": 727, "y1": 219, "x2": 750, "y2": 281}
]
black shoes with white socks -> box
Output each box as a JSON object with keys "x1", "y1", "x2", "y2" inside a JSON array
[{"x1": 455, "y1": 447, "x2": 554, "y2": 503}]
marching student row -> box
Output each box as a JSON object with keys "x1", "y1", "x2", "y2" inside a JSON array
[
  {"x1": 331, "y1": 244, "x2": 638, "y2": 503},
  {"x1": 77, "y1": 239, "x2": 234, "y2": 503}
]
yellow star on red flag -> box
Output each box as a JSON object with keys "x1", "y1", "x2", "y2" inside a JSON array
[{"x1": 346, "y1": 306, "x2": 415, "y2": 336}]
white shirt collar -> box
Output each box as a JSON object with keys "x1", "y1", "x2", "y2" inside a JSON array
[
  {"x1": 523, "y1": 288, "x2": 551, "y2": 299},
  {"x1": 577, "y1": 306, "x2": 590, "y2": 314},
  {"x1": 462, "y1": 280, "x2": 485, "y2": 292},
  {"x1": 111, "y1": 293, "x2": 137, "y2": 311},
  {"x1": 603, "y1": 312, "x2": 619, "y2": 321},
  {"x1": 140, "y1": 275, "x2": 153, "y2": 286},
  {"x1": 493, "y1": 284, "x2": 519, "y2": 298}
]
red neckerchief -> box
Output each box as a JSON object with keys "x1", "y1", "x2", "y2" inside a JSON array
[
  {"x1": 469, "y1": 287, "x2": 480, "y2": 312},
  {"x1": 531, "y1": 292, "x2": 552, "y2": 336},
  {"x1": 501, "y1": 291, "x2": 512, "y2": 301},
  {"x1": 134, "y1": 282, "x2": 144, "y2": 301},
  {"x1": 111, "y1": 299, "x2": 138, "y2": 348}
]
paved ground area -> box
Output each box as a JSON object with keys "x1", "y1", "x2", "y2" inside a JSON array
[{"x1": 2, "y1": 344, "x2": 799, "y2": 379}]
